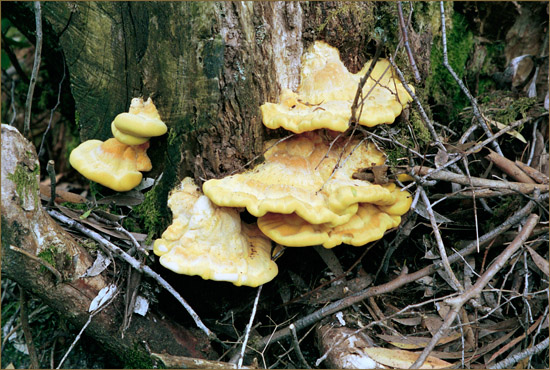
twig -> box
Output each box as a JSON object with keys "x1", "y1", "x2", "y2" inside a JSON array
[
  {"x1": 46, "y1": 160, "x2": 56, "y2": 207},
  {"x1": 235, "y1": 285, "x2": 263, "y2": 368},
  {"x1": 412, "y1": 165, "x2": 549, "y2": 193},
  {"x1": 252, "y1": 199, "x2": 538, "y2": 352},
  {"x1": 489, "y1": 336, "x2": 549, "y2": 369},
  {"x1": 439, "y1": 1, "x2": 503, "y2": 156},
  {"x1": 19, "y1": 288, "x2": 40, "y2": 369},
  {"x1": 388, "y1": 55, "x2": 445, "y2": 151},
  {"x1": 409, "y1": 213, "x2": 539, "y2": 368},
  {"x1": 56, "y1": 289, "x2": 119, "y2": 369},
  {"x1": 486, "y1": 150, "x2": 535, "y2": 184},
  {"x1": 397, "y1": 1, "x2": 421, "y2": 83},
  {"x1": 289, "y1": 323, "x2": 310, "y2": 369},
  {"x1": 9, "y1": 77, "x2": 17, "y2": 125},
  {"x1": 515, "y1": 160, "x2": 549, "y2": 184},
  {"x1": 527, "y1": 118, "x2": 540, "y2": 166},
  {"x1": 39, "y1": 56, "x2": 66, "y2": 157},
  {"x1": 23, "y1": 1, "x2": 43, "y2": 138},
  {"x1": 10, "y1": 245, "x2": 63, "y2": 283},
  {"x1": 47, "y1": 209, "x2": 216, "y2": 341},
  {"x1": 420, "y1": 188, "x2": 463, "y2": 292}
]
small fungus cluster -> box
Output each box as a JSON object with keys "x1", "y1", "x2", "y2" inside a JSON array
[
  {"x1": 70, "y1": 98, "x2": 167, "y2": 192},
  {"x1": 154, "y1": 41, "x2": 414, "y2": 287}
]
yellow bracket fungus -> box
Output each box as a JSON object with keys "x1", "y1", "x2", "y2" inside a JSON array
[
  {"x1": 258, "y1": 183, "x2": 412, "y2": 249},
  {"x1": 69, "y1": 138, "x2": 151, "y2": 192},
  {"x1": 260, "y1": 41, "x2": 414, "y2": 133},
  {"x1": 153, "y1": 177, "x2": 278, "y2": 287},
  {"x1": 203, "y1": 133, "x2": 398, "y2": 228},
  {"x1": 70, "y1": 97, "x2": 166, "y2": 192},
  {"x1": 111, "y1": 97, "x2": 167, "y2": 145}
]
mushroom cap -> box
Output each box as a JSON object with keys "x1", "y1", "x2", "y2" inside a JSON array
[
  {"x1": 111, "y1": 122, "x2": 149, "y2": 146},
  {"x1": 258, "y1": 184, "x2": 412, "y2": 249},
  {"x1": 260, "y1": 41, "x2": 414, "y2": 133},
  {"x1": 69, "y1": 138, "x2": 150, "y2": 192},
  {"x1": 112, "y1": 97, "x2": 167, "y2": 140},
  {"x1": 203, "y1": 133, "x2": 394, "y2": 228},
  {"x1": 153, "y1": 177, "x2": 278, "y2": 287}
]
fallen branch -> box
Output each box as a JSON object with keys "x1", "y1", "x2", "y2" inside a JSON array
[
  {"x1": 412, "y1": 166, "x2": 549, "y2": 193},
  {"x1": 409, "y1": 213, "x2": 539, "y2": 368},
  {"x1": 486, "y1": 149, "x2": 535, "y2": 184}
]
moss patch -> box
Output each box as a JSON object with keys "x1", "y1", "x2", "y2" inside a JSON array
[
  {"x1": 7, "y1": 163, "x2": 40, "y2": 209},
  {"x1": 426, "y1": 11, "x2": 475, "y2": 128}
]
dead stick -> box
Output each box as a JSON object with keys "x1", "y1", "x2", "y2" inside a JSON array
[
  {"x1": 486, "y1": 149, "x2": 535, "y2": 184},
  {"x1": 397, "y1": 1, "x2": 421, "y2": 83},
  {"x1": 19, "y1": 288, "x2": 40, "y2": 369},
  {"x1": 412, "y1": 166, "x2": 549, "y2": 193},
  {"x1": 440, "y1": 1, "x2": 503, "y2": 156},
  {"x1": 410, "y1": 213, "x2": 539, "y2": 368},
  {"x1": 420, "y1": 188, "x2": 463, "y2": 291},
  {"x1": 515, "y1": 160, "x2": 549, "y2": 184}
]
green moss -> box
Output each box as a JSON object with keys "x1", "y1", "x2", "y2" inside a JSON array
[
  {"x1": 495, "y1": 97, "x2": 538, "y2": 124},
  {"x1": 7, "y1": 163, "x2": 40, "y2": 208},
  {"x1": 37, "y1": 247, "x2": 57, "y2": 268},
  {"x1": 123, "y1": 343, "x2": 156, "y2": 369},
  {"x1": 425, "y1": 11, "x2": 475, "y2": 127},
  {"x1": 134, "y1": 185, "x2": 171, "y2": 243},
  {"x1": 410, "y1": 110, "x2": 432, "y2": 144}
]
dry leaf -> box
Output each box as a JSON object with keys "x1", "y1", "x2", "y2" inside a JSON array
[
  {"x1": 364, "y1": 347, "x2": 452, "y2": 369},
  {"x1": 392, "y1": 316, "x2": 422, "y2": 326},
  {"x1": 525, "y1": 245, "x2": 549, "y2": 277},
  {"x1": 377, "y1": 332, "x2": 462, "y2": 350}
]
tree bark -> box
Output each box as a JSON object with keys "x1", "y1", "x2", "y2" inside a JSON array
[{"x1": 1, "y1": 124, "x2": 215, "y2": 364}]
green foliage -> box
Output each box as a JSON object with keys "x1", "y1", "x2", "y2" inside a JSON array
[{"x1": 425, "y1": 12, "x2": 475, "y2": 127}]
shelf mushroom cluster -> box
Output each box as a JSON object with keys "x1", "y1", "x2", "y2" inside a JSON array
[
  {"x1": 70, "y1": 97, "x2": 167, "y2": 192},
  {"x1": 154, "y1": 41, "x2": 414, "y2": 287}
]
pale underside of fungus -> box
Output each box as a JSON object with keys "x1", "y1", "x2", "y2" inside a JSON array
[
  {"x1": 258, "y1": 183, "x2": 412, "y2": 249},
  {"x1": 260, "y1": 41, "x2": 414, "y2": 133},
  {"x1": 153, "y1": 177, "x2": 278, "y2": 287},
  {"x1": 203, "y1": 132, "x2": 399, "y2": 229}
]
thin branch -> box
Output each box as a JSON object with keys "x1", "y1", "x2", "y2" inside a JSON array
[
  {"x1": 409, "y1": 213, "x2": 539, "y2": 368},
  {"x1": 397, "y1": 1, "x2": 421, "y2": 83},
  {"x1": 19, "y1": 288, "x2": 40, "y2": 369},
  {"x1": 23, "y1": 1, "x2": 43, "y2": 138},
  {"x1": 289, "y1": 323, "x2": 310, "y2": 369},
  {"x1": 420, "y1": 188, "x2": 463, "y2": 292},
  {"x1": 47, "y1": 209, "x2": 216, "y2": 341},
  {"x1": 234, "y1": 285, "x2": 263, "y2": 368},
  {"x1": 46, "y1": 160, "x2": 56, "y2": 207},
  {"x1": 39, "y1": 56, "x2": 66, "y2": 158},
  {"x1": 412, "y1": 165, "x2": 549, "y2": 193},
  {"x1": 439, "y1": 1, "x2": 503, "y2": 156},
  {"x1": 10, "y1": 245, "x2": 62, "y2": 283},
  {"x1": 489, "y1": 336, "x2": 549, "y2": 369}
]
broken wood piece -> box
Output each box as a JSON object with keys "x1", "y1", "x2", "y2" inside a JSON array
[
  {"x1": 514, "y1": 160, "x2": 549, "y2": 184},
  {"x1": 151, "y1": 353, "x2": 256, "y2": 369},
  {"x1": 412, "y1": 166, "x2": 548, "y2": 193},
  {"x1": 485, "y1": 149, "x2": 535, "y2": 184}
]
